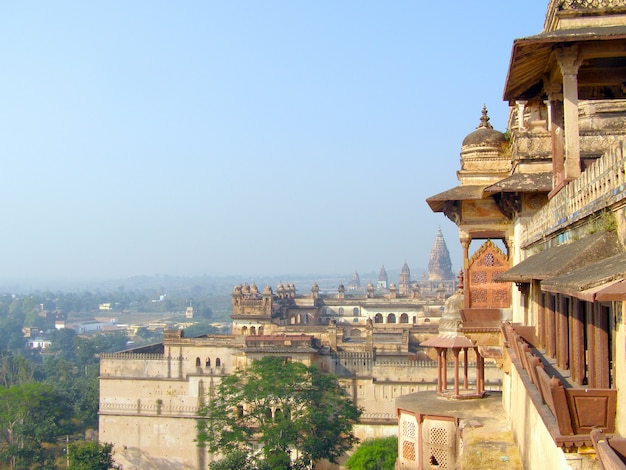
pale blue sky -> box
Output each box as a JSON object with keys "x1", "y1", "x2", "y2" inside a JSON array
[{"x1": 0, "y1": 1, "x2": 548, "y2": 284}]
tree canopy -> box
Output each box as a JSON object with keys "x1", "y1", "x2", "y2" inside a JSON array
[
  {"x1": 68, "y1": 441, "x2": 119, "y2": 470},
  {"x1": 197, "y1": 356, "x2": 361, "y2": 470},
  {"x1": 345, "y1": 436, "x2": 398, "y2": 470}
]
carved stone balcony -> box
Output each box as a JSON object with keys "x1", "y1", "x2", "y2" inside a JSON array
[{"x1": 522, "y1": 141, "x2": 626, "y2": 248}]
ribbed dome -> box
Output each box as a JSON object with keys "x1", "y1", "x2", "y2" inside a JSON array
[{"x1": 462, "y1": 105, "x2": 506, "y2": 148}]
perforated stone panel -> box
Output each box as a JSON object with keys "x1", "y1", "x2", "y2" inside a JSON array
[
  {"x1": 422, "y1": 418, "x2": 457, "y2": 469},
  {"x1": 398, "y1": 413, "x2": 419, "y2": 467}
]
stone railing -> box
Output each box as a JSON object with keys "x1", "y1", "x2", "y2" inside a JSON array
[
  {"x1": 100, "y1": 352, "x2": 169, "y2": 360},
  {"x1": 522, "y1": 141, "x2": 626, "y2": 247},
  {"x1": 359, "y1": 412, "x2": 397, "y2": 421},
  {"x1": 502, "y1": 323, "x2": 616, "y2": 446},
  {"x1": 99, "y1": 401, "x2": 199, "y2": 417}
]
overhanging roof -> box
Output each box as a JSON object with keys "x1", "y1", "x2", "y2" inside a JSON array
[
  {"x1": 504, "y1": 25, "x2": 626, "y2": 101},
  {"x1": 421, "y1": 334, "x2": 475, "y2": 349},
  {"x1": 495, "y1": 230, "x2": 621, "y2": 282},
  {"x1": 542, "y1": 252, "x2": 626, "y2": 300},
  {"x1": 484, "y1": 172, "x2": 553, "y2": 193},
  {"x1": 426, "y1": 185, "x2": 486, "y2": 213}
]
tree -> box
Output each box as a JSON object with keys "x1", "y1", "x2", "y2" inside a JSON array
[
  {"x1": 197, "y1": 356, "x2": 361, "y2": 469},
  {"x1": 345, "y1": 437, "x2": 398, "y2": 470},
  {"x1": 68, "y1": 441, "x2": 119, "y2": 470},
  {"x1": 0, "y1": 383, "x2": 70, "y2": 469}
]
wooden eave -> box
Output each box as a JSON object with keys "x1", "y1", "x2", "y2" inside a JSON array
[
  {"x1": 426, "y1": 185, "x2": 486, "y2": 213},
  {"x1": 503, "y1": 26, "x2": 626, "y2": 102}
]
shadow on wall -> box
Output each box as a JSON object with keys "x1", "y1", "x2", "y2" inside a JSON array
[{"x1": 117, "y1": 447, "x2": 197, "y2": 470}]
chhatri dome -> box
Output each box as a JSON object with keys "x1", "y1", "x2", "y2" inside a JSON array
[
  {"x1": 458, "y1": 105, "x2": 510, "y2": 186},
  {"x1": 462, "y1": 105, "x2": 507, "y2": 148}
]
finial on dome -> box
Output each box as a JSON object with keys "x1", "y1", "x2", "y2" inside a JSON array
[{"x1": 477, "y1": 105, "x2": 493, "y2": 130}]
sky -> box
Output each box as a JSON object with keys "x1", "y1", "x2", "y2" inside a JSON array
[{"x1": 0, "y1": 1, "x2": 549, "y2": 285}]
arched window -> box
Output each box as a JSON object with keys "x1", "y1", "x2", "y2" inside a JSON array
[
  {"x1": 351, "y1": 329, "x2": 362, "y2": 338},
  {"x1": 400, "y1": 313, "x2": 409, "y2": 323},
  {"x1": 241, "y1": 326, "x2": 248, "y2": 335},
  {"x1": 195, "y1": 357, "x2": 201, "y2": 367},
  {"x1": 388, "y1": 313, "x2": 396, "y2": 323},
  {"x1": 205, "y1": 358, "x2": 211, "y2": 367},
  {"x1": 353, "y1": 307, "x2": 359, "y2": 316},
  {"x1": 338, "y1": 307, "x2": 344, "y2": 315},
  {"x1": 258, "y1": 326, "x2": 264, "y2": 335},
  {"x1": 250, "y1": 326, "x2": 256, "y2": 335},
  {"x1": 216, "y1": 358, "x2": 221, "y2": 367},
  {"x1": 374, "y1": 313, "x2": 383, "y2": 323}
]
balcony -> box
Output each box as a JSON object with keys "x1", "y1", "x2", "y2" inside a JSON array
[
  {"x1": 522, "y1": 140, "x2": 626, "y2": 247},
  {"x1": 502, "y1": 322, "x2": 617, "y2": 447}
]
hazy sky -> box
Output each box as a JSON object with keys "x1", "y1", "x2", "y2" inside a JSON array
[{"x1": 0, "y1": 1, "x2": 549, "y2": 284}]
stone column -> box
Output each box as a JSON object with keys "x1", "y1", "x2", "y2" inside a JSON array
[
  {"x1": 463, "y1": 347, "x2": 469, "y2": 389},
  {"x1": 461, "y1": 238, "x2": 471, "y2": 309},
  {"x1": 556, "y1": 295, "x2": 570, "y2": 370},
  {"x1": 441, "y1": 349, "x2": 448, "y2": 393},
  {"x1": 547, "y1": 85, "x2": 565, "y2": 190},
  {"x1": 516, "y1": 101, "x2": 527, "y2": 130},
  {"x1": 453, "y1": 349, "x2": 460, "y2": 397},
  {"x1": 436, "y1": 348, "x2": 443, "y2": 394},
  {"x1": 570, "y1": 299, "x2": 585, "y2": 385},
  {"x1": 556, "y1": 46, "x2": 582, "y2": 181}
]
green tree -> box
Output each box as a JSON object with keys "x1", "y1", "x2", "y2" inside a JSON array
[
  {"x1": 345, "y1": 436, "x2": 398, "y2": 470},
  {"x1": 208, "y1": 449, "x2": 253, "y2": 470},
  {"x1": 68, "y1": 441, "x2": 119, "y2": 470},
  {"x1": 197, "y1": 356, "x2": 361, "y2": 469},
  {"x1": 0, "y1": 383, "x2": 70, "y2": 469}
]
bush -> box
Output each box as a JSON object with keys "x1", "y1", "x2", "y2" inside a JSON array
[{"x1": 345, "y1": 436, "x2": 398, "y2": 470}]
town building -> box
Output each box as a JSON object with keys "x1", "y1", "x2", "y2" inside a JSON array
[
  {"x1": 398, "y1": 1, "x2": 626, "y2": 468},
  {"x1": 98, "y1": 232, "x2": 484, "y2": 469}
]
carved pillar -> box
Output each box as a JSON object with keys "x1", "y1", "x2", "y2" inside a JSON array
[
  {"x1": 436, "y1": 348, "x2": 443, "y2": 394},
  {"x1": 441, "y1": 349, "x2": 448, "y2": 392},
  {"x1": 570, "y1": 299, "x2": 585, "y2": 385},
  {"x1": 516, "y1": 101, "x2": 527, "y2": 130},
  {"x1": 537, "y1": 287, "x2": 545, "y2": 350},
  {"x1": 556, "y1": 295, "x2": 570, "y2": 370},
  {"x1": 556, "y1": 46, "x2": 582, "y2": 181},
  {"x1": 463, "y1": 347, "x2": 469, "y2": 389},
  {"x1": 476, "y1": 347, "x2": 484, "y2": 395},
  {"x1": 547, "y1": 85, "x2": 565, "y2": 190},
  {"x1": 588, "y1": 304, "x2": 610, "y2": 388},
  {"x1": 453, "y1": 349, "x2": 460, "y2": 397},
  {"x1": 461, "y1": 238, "x2": 471, "y2": 309},
  {"x1": 547, "y1": 294, "x2": 557, "y2": 359}
]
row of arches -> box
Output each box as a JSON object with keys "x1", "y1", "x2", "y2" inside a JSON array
[
  {"x1": 195, "y1": 357, "x2": 221, "y2": 368},
  {"x1": 241, "y1": 325, "x2": 264, "y2": 335},
  {"x1": 374, "y1": 313, "x2": 411, "y2": 324}
]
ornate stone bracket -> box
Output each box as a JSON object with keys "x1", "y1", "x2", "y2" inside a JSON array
[{"x1": 493, "y1": 193, "x2": 521, "y2": 219}]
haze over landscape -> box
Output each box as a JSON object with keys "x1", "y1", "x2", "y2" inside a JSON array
[{"x1": 0, "y1": 1, "x2": 548, "y2": 288}]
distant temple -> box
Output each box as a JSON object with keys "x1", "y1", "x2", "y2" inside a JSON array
[
  {"x1": 417, "y1": 227, "x2": 456, "y2": 298},
  {"x1": 377, "y1": 265, "x2": 388, "y2": 289}
]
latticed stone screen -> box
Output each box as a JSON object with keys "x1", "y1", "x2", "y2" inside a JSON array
[
  {"x1": 422, "y1": 418, "x2": 457, "y2": 469},
  {"x1": 398, "y1": 413, "x2": 419, "y2": 467},
  {"x1": 467, "y1": 240, "x2": 511, "y2": 308}
]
